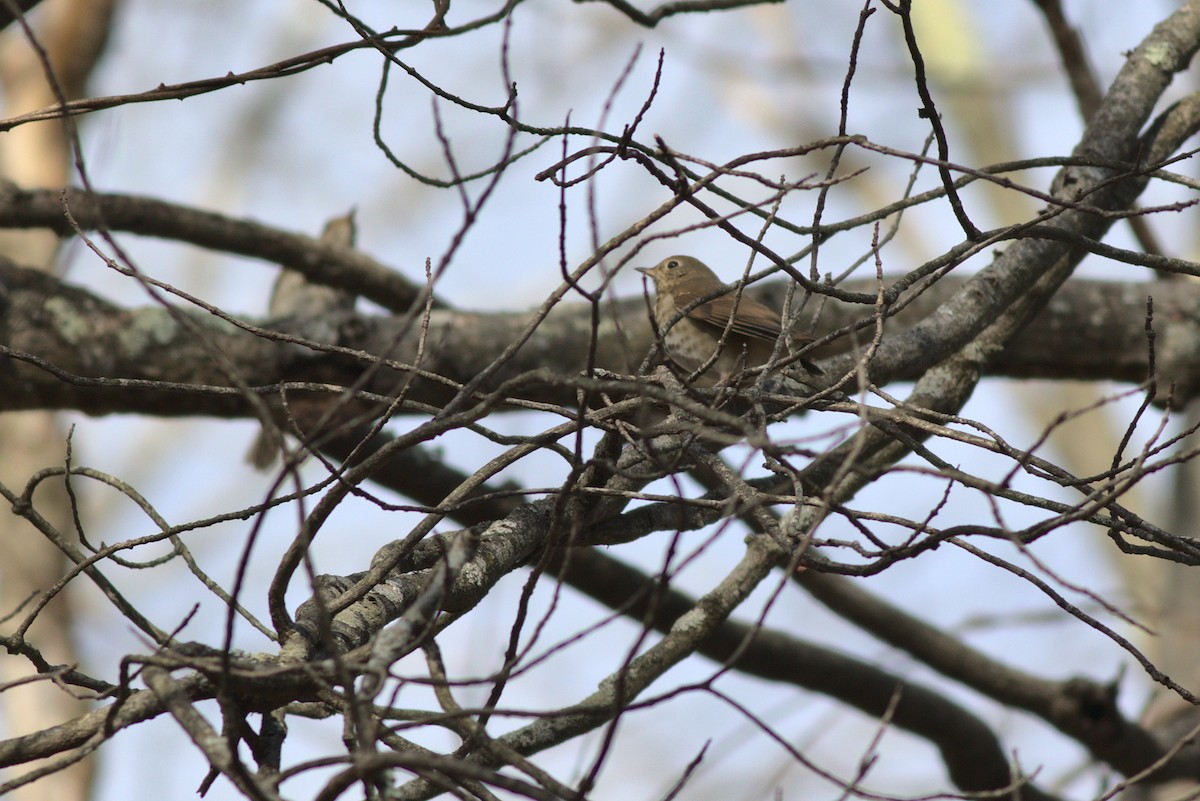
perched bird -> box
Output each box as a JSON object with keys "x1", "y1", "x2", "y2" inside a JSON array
[
  {"x1": 265, "y1": 210, "x2": 358, "y2": 323},
  {"x1": 246, "y1": 210, "x2": 359, "y2": 470},
  {"x1": 636, "y1": 255, "x2": 821, "y2": 389}
]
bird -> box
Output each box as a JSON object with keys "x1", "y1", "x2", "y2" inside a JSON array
[
  {"x1": 636, "y1": 255, "x2": 821, "y2": 390},
  {"x1": 246, "y1": 210, "x2": 360, "y2": 470}
]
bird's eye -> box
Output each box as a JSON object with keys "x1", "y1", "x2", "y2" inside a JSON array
[{"x1": 667, "y1": 260, "x2": 679, "y2": 269}]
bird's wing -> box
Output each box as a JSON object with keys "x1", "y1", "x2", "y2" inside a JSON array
[
  {"x1": 675, "y1": 284, "x2": 822, "y2": 372},
  {"x1": 675, "y1": 285, "x2": 784, "y2": 342}
]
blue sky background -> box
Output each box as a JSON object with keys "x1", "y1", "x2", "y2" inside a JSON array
[{"x1": 21, "y1": 1, "x2": 1195, "y2": 798}]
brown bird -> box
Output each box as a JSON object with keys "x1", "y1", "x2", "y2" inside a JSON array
[{"x1": 636, "y1": 255, "x2": 821, "y2": 389}]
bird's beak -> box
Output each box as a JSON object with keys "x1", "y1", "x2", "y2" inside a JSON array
[{"x1": 635, "y1": 267, "x2": 651, "y2": 276}]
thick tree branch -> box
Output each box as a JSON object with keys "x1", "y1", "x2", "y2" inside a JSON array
[
  {"x1": 0, "y1": 258, "x2": 1192, "y2": 417},
  {"x1": 550, "y1": 548, "x2": 1059, "y2": 800},
  {"x1": 0, "y1": 184, "x2": 432, "y2": 312},
  {"x1": 298, "y1": 410, "x2": 1192, "y2": 790}
]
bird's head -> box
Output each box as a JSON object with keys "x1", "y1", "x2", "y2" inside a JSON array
[{"x1": 635, "y1": 255, "x2": 719, "y2": 290}]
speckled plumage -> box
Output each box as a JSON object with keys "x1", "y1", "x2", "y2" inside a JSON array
[{"x1": 636, "y1": 255, "x2": 821, "y2": 388}]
